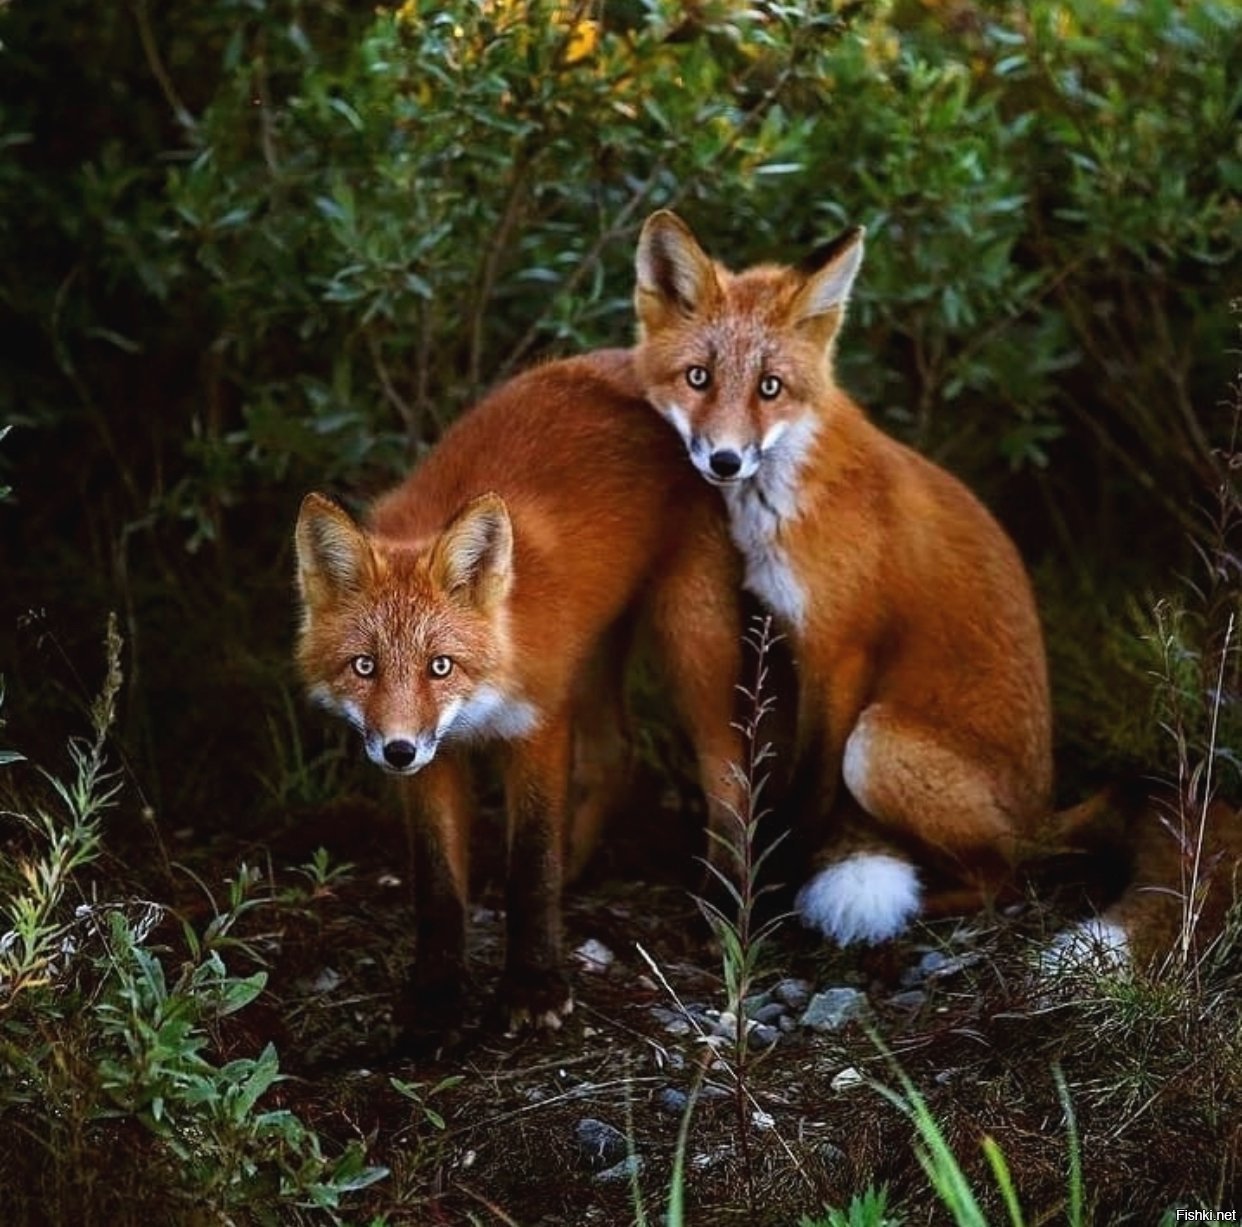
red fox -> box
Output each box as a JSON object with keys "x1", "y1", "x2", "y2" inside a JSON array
[
  {"x1": 295, "y1": 350, "x2": 745, "y2": 1030},
  {"x1": 632, "y1": 210, "x2": 1240, "y2": 966}
]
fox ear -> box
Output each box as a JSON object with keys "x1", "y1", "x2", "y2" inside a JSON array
[
  {"x1": 794, "y1": 225, "x2": 865, "y2": 349},
  {"x1": 296, "y1": 493, "x2": 374, "y2": 605},
  {"x1": 429, "y1": 493, "x2": 513, "y2": 612},
  {"x1": 635, "y1": 210, "x2": 719, "y2": 329}
]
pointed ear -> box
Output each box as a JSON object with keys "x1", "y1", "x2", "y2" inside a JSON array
[
  {"x1": 428, "y1": 493, "x2": 513, "y2": 612},
  {"x1": 635, "y1": 210, "x2": 720, "y2": 331},
  {"x1": 793, "y1": 225, "x2": 865, "y2": 350},
  {"x1": 295, "y1": 493, "x2": 373, "y2": 606}
]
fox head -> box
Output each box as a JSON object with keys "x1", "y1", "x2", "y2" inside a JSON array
[
  {"x1": 634, "y1": 210, "x2": 864, "y2": 488},
  {"x1": 294, "y1": 491, "x2": 522, "y2": 774}
]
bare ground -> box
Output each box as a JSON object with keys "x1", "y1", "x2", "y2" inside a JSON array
[{"x1": 203, "y1": 786, "x2": 1242, "y2": 1227}]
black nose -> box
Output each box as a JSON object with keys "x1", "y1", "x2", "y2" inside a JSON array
[
  {"x1": 383, "y1": 739, "x2": 417, "y2": 769},
  {"x1": 708, "y1": 449, "x2": 742, "y2": 479}
]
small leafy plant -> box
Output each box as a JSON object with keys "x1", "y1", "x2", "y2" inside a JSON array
[{"x1": 0, "y1": 621, "x2": 387, "y2": 1224}]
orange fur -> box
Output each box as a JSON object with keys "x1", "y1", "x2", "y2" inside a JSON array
[
  {"x1": 632, "y1": 211, "x2": 1240, "y2": 964},
  {"x1": 633, "y1": 212, "x2": 1054, "y2": 944},
  {"x1": 295, "y1": 350, "x2": 745, "y2": 1029}
]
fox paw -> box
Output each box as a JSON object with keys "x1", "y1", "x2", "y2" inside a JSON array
[
  {"x1": 398, "y1": 966, "x2": 467, "y2": 1031},
  {"x1": 498, "y1": 968, "x2": 574, "y2": 1035}
]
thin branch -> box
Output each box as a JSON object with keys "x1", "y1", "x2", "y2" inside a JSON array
[
  {"x1": 367, "y1": 330, "x2": 417, "y2": 441},
  {"x1": 132, "y1": 0, "x2": 197, "y2": 134},
  {"x1": 467, "y1": 159, "x2": 530, "y2": 392}
]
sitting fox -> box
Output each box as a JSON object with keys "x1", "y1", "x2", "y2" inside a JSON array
[
  {"x1": 632, "y1": 210, "x2": 1238, "y2": 966},
  {"x1": 295, "y1": 350, "x2": 745, "y2": 1031}
]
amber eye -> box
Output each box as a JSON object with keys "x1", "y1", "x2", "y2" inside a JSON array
[
  {"x1": 686, "y1": 365, "x2": 711, "y2": 391},
  {"x1": 428, "y1": 655, "x2": 453, "y2": 679},
  {"x1": 352, "y1": 654, "x2": 376, "y2": 678},
  {"x1": 758, "y1": 374, "x2": 783, "y2": 400}
]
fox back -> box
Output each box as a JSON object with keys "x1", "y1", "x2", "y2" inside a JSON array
[{"x1": 294, "y1": 349, "x2": 747, "y2": 1031}]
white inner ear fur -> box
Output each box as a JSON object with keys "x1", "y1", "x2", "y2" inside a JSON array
[
  {"x1": 799, "y1": 233, "x2": 865, "y2": 320},
  {"x1": 299, "y1": 511, "x2": 367, "y2": 594},
  {"x1": 440, "y1": 500, "x2": 513, "y2": 597},
  {"x1": 637, "y1": 218, "x2": 713, "y2": 310}
]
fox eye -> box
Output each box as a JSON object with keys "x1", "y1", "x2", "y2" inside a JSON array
[
  {"x1": 758, "y1": 374, "x2": 783, "y2": 400},
  {"x1": 352, "y1": 654, "x2": 376, "y2": 678},
  {"x1": 428, "y1": 655, "x2": 454, "y2": 679},
  {"x1": 685, "y1": 365, "x2": 711, "y2": 391}
]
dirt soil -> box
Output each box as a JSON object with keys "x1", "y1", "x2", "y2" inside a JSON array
[{"x1": 184, "y1": 780, "x2": 1240, "y2": 1227}]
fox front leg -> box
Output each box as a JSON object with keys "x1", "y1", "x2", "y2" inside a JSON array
[
  {"x1": 399, "y1": 756, "x2": 472, "y2": 1031},
  {"x1": 499, "y1": 714, "x2": 575, "y2": 1032}
]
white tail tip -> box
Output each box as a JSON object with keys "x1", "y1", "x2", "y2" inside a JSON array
[
  {"x1": 796, "y1": 853, "x2": 922, "y2": 946},
  {"x1": 1040, "y1": 917, "x2": 1131, "y2": 977}
]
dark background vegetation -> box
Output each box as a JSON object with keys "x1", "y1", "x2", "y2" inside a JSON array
[
  {"x1": 3, "y1": 0, "x2": 1238, "y2": 819},
  {"x1": 0, "y1": 0, "x2": 1238, "y2": 1223}
]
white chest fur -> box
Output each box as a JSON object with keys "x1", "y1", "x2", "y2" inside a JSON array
[
  {"x1": 721, "y1": 414, "x2": 817, "y2": 630},
  {"x1": 444, "y1": 684, "x2": 541, "y2": 743}
]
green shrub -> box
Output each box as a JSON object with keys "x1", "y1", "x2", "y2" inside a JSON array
[{"x1": 0, "y1": 623, "x2": 386, "y2": 1225}]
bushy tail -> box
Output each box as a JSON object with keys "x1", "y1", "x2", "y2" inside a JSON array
[{"x1": 1041, "y1": 781, "x2": 1242, "y2": 973}]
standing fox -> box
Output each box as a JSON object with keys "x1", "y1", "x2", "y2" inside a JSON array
[
  {"x1": 633, "y1": 211, "x2": 1060, "y2": 949},
  {"x1": 295, "y1": 350, "x2": 745, "y2": 1031},
  {"x1": 633, "y1": 211, "x2": 1241, "y2": 967}
]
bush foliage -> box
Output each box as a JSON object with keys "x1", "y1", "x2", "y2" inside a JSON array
[
  {"x1": 1, "y1": 0, "x2": 1238, "y2": 829},
  {"x1": 0, "y1": 3, "x2": 1238, "y2": 1221}
]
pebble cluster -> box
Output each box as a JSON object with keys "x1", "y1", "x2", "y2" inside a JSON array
[{"x1": 566, "y1": 937, "x2": 987, "y2": 1181}]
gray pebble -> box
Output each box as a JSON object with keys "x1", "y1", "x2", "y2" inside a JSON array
[
  {"x1": 742, "y1": 991, "x2": 771, "y2": 1017},
  {"x1": 900, "y1": 950, "x2": 948, "y2": 988},
  {"x1": 595, "y1": 1155, "x2": 643, "y2": 1183},
  {"x1": 888, "y1": 989, "x2": 927, "y2": 1010},
  {"x1": 657, "y1": 1087, "x2": 688, "y2": 1116},
  {"x1": 772, "y1": 978, "x2": 812, "y2": 1011},
  {"x1": 752, "y1": 1002, "x2": 788, "y2": 1026},
  {"x1": 650, "y1": 1006, "x2": 693, "y2": 1036},
  {"x1": 748, "y1": 1023, "x2": 781, "y2": 1050},
  {"x1": 574, "y1": 1118, "x2": 628, "y2": 1171},
  {"x1": 800, "y1": 987, "x2": 870, "y2": 1032}
]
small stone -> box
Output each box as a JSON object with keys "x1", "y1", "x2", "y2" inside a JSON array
[
  {"x1": 311, "y1": 967, "x2": 342, "y2": 993},
  {"x1": 751, "y1": 1108, "x2": 776, "y2": 1130},
  {"x1": 573, "y1": 938, "x2": 615, "y2": 975},
  {"x1": 925, "y1": 951, "x2": 983, "y2": 980},
  {"x1": 831, "y1": 1066, "x2": 865, "y2": 1092},
  {"x1": 712, "y1": 1011, "x2": 738, "y2": 1040},
  {"x1": 574, "y1": 1118, "x2": 628, "y2": 1171},
  {"x1": 819, "y1": 1141, "x2": 848, "y2": 1166},
  {"x1": 778, "y1": 1014, "x2": 797, "y2": 1034},
  {"x1": 595, "y1": 1155, "x2": 643, "y2": 1183},
  {"x1": 748, "y1": 1023, "x2": 780, "y2": 1050},
  {"x1": 657, "y1": 1087, "x2": 689, "y2": 1116},
  {"x1": 742, "y1": 991, "x2": 771, "y2": 1017},
  {"x1": 888, "y1": 989, "x2": 927, "y2": 1010},
  {"x1": 772, "y1": 978, "x2": 812, "y2": 1011},
  {"x1": 901, "y1": 950, "x2": 948, "y2": 987},
  {"x1": 650, "y1": 1006, "x2": 692, "y2": 1036},
  {"x1": 800, "y1": 987, "x2": 870, "y2": 1032},
  {"x1": 752, "y1": 1002, "x2": 787, "y2": 1026}
]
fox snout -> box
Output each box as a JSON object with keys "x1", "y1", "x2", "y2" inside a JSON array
[
  {"x1": 665, "y1": 407, "x2": 764, "y2": 485},
  {"x1": 365, "y1": 728, "x2": 440, "y2": 775},
  {"x1": 686, "y1": 434, "x2": 762, "y2": 485}
]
